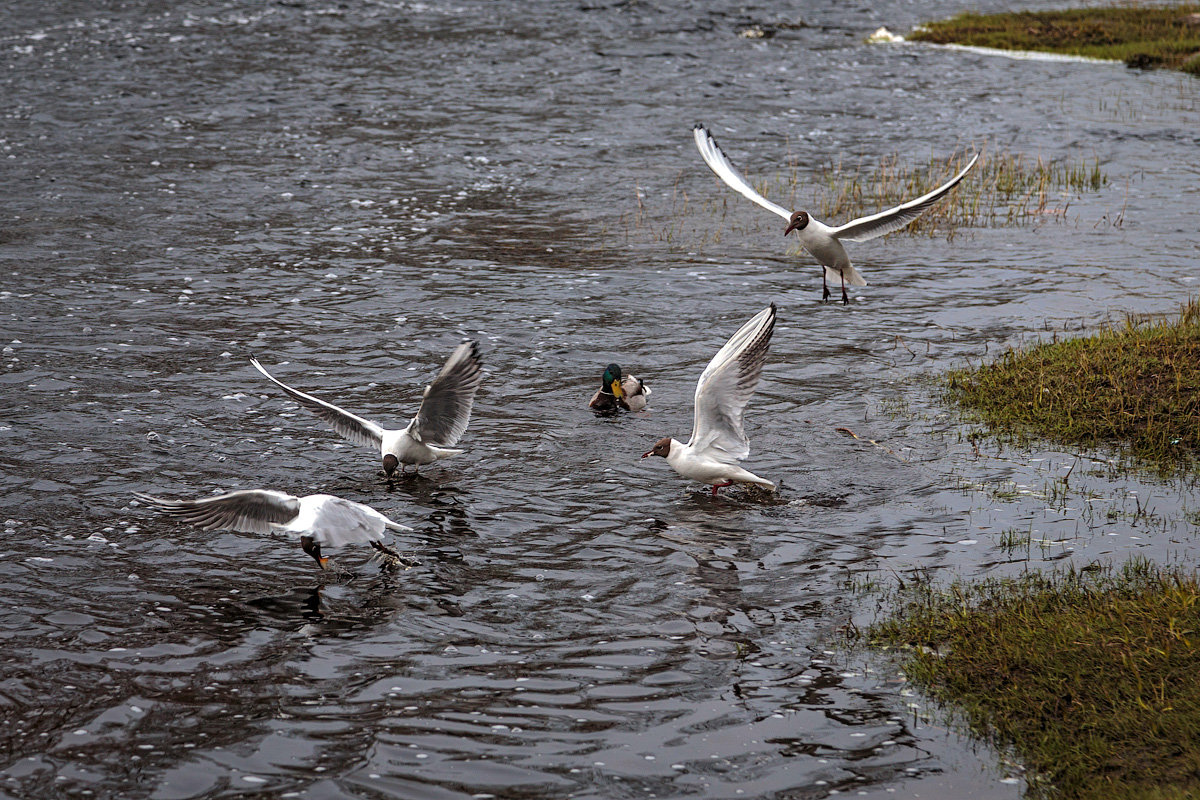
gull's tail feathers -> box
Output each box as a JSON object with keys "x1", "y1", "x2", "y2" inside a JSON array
[{"x1": 826, "y1": 265, "x2": 868, "y2": 287}]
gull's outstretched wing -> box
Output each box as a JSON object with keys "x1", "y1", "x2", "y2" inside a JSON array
[
  {"x1": 410, "y1": 341, "x2": 483, "y2": 447},
  {"x1": 830, "y1": 154, "x2": 979, "y2": 242},
  {"x1": 133, "y1": 489, "x2": 300, "y2": 534},
  {"x1": 305, "y1": 495, "x2": 413, "y2": 547},
  {"x1": 250, "y1": 357, "x2": 385, "y2": 449},
  {"x1": 693, "y1": 124, "x2": 792, "y2": 222},
  {"x1": 687, "y1": 304, "x2": 777, "y2": 463}
]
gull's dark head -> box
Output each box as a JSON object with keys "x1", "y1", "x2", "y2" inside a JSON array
[
  {"x1": 784, "y1": 210, "x2": 809, "y2": 235},
  {"x1": 641, "y1": 437, "x2": 672, "y2": 459},
  {"x1": 383, "y1": 453, "x2": 399, "y2": 477}
]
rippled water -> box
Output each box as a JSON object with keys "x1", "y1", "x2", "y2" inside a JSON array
[{"x1": 2, "y1": 1, "x2": 1198, "y2": 797}]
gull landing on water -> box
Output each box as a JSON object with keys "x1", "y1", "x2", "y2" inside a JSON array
[
  {"x1": 250, "y1": 342, "x2": 483, "y2": 479},
  {"x1": 693, "y1": 124, "x2": 979, "y2": 304},
  {"x1": 132, "y1": 489, "x2": 417, "y2": 571},
  {"x1": 642, "y1": 304, "x2": 777, "y2": 496}
]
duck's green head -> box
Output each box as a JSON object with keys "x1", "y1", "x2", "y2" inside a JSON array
[{"x1": 602, "y1": 363, "x2": 625, "y2": 398}]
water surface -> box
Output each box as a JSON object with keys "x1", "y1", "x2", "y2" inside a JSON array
[{"x1": 2, "y1": 1, "x2": 1198, "y2": 798}]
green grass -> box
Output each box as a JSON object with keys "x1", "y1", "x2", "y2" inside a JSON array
[
  {"x1": 870, "y1": 560, "x2": 1200, "y2": 799},
  {"x1": 910, "y1": 5, "x2": 1200, "y2": 76},
  {"x1": 946, "y1": 300, "x2": 1200, "y2": 477}
]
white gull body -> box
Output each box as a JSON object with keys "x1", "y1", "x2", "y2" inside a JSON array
[
  {"x1": 693, "y1": 124, "x2": 978, "y2": 303},
  {"x1": 250, "y1": 341, "x2": 483, "y2": 478},
  {"x1": 642, "y1": 304, "x2": 777, "y2": 495},
  {"x1": 132, "y1": 489, "x2": 414, "y2": 569}
]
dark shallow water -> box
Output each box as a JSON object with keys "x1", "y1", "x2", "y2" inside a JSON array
[{"x1": 1, "y1": 1, "x2": 1198, "y2": 798}]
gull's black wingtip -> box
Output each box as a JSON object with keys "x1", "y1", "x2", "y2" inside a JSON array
[{"x1": 694, "y1": 123, "x2": 718, "y2": 150}]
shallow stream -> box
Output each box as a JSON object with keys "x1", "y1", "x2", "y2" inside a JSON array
[{"x1": 1, "y1": 1, "x2": 1198, "y2": 798}]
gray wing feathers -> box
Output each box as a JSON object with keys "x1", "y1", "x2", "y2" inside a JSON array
[
  {"x1": 688, "y1": 304, "x2": 777, "y2": 462},
  {"x1": 831, "y1": 154, "x2": 979, "y2": 242},
  {"x1": 693, "y1": 124, "x2": 792, "y2": 222},
  {"x1": 308, "y1": 496, "x2": 410, "y2": 547},
  {"x1": 411, "y1": 341, "x2": 483, "y2": 447},
  {"x1": 133, "y1": 489, "x2": 300, "y2": 534},
  {"x1": 250, "y1": 357, "x2": 385, "y2": 449}
]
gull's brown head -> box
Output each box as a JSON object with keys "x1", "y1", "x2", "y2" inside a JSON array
[
  {"x1": 641, "y1": 437, "x2": 672, "y2": 459},
  {"x1": 383, "y1": 453, "x2": 400, "y2": 477},
  {"x1": 784, "y1": 210, "x2": 809, "y2": 235}
]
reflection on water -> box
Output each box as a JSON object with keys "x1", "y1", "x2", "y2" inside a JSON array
[{"x1": 1, "y1": 0, "x2": 1198, "y2": 797}]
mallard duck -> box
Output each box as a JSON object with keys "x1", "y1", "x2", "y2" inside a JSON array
[{"x1": 589, "y1": 363, "x2": 651, "y2": 412}]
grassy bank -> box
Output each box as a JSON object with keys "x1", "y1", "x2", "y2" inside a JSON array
[
  {"x1": 869, "y1": 560, "x2": 1200, "y2": 799},
  {"x1": 946, "y1": 300, "x2": 1200, "y2": 476},
  {"x1": 909, "y1": 5, "x2": 1200, "y2": 75}
]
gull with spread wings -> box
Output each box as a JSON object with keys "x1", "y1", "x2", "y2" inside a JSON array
[
  {"x1": 132, "y1": 489, "x2": 416, "y2": 570},
  {"x1": 693, "y1": 124, "x2": 978, "y2": 304},
  {"x1": 642, "y1": 304, "x2": 777, "y2": 496},
  {"x1": 250, "y1": 341, "x2": 483, "y2": 478}
]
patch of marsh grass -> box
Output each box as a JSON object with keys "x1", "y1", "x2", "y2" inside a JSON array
[
  {"x1": 870, "y1": 559, "x2": 1200, "y2": 799},
  {"x1": 946, "y1": 300, "x2": 1200, "y2": 477},
  {"x1": 756, "y1": 147, "x2": 1108, "y2": 238},
  {"x1": 910, "y1": 5, "x2": 1200, "y2": 75},
  {"x1": 634, "y1": 145, "x2": 1114, "y2": 252}
]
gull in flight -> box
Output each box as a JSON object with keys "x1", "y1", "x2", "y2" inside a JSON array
[
  {"x1": 642, "y1": 304, "x2": 777, "y2": 496},
  {"x1": 693, "y1": 124, "x2": 979, "y2": 304},
  {"x1": 251, "y1": 342, "x2": 483, "y2": 479},
  {"x1": 132, "y1": 489, "x2": 417, "y2": 570}
]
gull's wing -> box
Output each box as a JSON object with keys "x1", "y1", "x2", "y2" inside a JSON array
[
  {"x1": 305, "y1": 495, "x2": 413, "y2": 547},
  {"x1": 410, "y1": 341, "x2": 483, "y2": 447},
  {"x1": 687, "y1": 304, "x2": 777, "y2": 463},
  {"x1": 693, "y1": 124, "x2": 792, "y2": 222},
  {"x1": 133, "y1": 489, "x2": 300, "y2": 534},
  {"x1": 830, "y1": 154, "x2": 979, "y2": 242},
  {"x1": 250, "y1": 357, "x2": 385, "y2": 449}
]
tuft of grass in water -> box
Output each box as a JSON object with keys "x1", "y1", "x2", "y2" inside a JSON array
[
  {"x1": 909, "y1": 4, "x2": 1200, "y2": 75},
  {"x1": 869, "y1": 560, "x2": 1200, "y2": 799},
  {"x1": 946, "y1": 299, "x2": 1200, "y2": 477},
  {"x1": 751, "y1": 146, "x2": 1108, "y2": 238},
  {"x1": 998, "y1": 526, "x2": 1033, "y2": 553}
]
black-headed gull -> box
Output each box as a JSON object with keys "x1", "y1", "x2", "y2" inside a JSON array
[
  {"x1": 250, "y1": 342, "x2": 483, "y2": 478},
  {"x1": 588, "y1": 363, "x2": 651, "y2": 413},
  {"x1": 642, "y1": 304, "x2": 777, "y2": 496},
  {"x1": 132, "y1": 489, "x2": 416, "y2": 570},
  {"x1": 693, "y1": 124, "x2": 979, "y2": 304}
]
